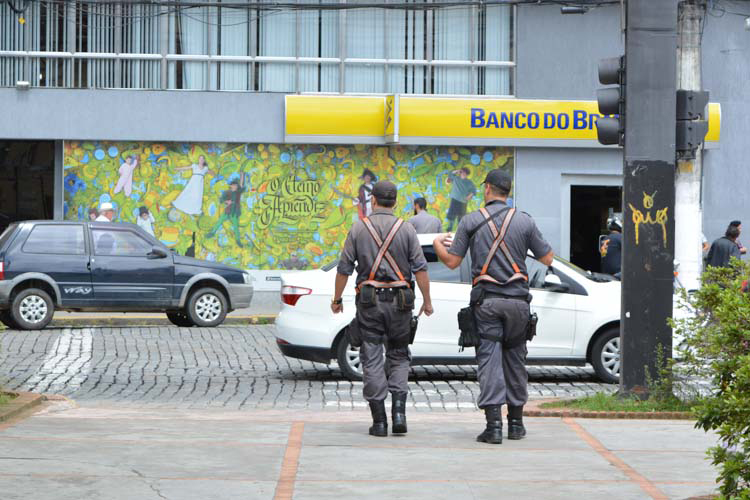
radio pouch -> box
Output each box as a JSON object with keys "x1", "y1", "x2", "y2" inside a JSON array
[
  {"x1": 347, "y1": 317, "x2": 362, "y2": 348},
  {"x1": 359, "y1": 285, "x2": 376, "y2": 308},
  {"x1": 397, "y1": 288, "x2": 415, "y2": 311}
]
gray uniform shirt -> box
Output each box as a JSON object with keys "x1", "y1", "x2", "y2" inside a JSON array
[
  {"x1": 408, "y1": 211, "x2": 443, "y2": 234},
  {"x1": 449, "y1": 200, "x2": 552, "y2": 296},
  {"x1": 338, "y1": 209, "x2": 428, "y2": 286}
]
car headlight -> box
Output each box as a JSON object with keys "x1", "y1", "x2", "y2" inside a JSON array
[{"x1": 243, "y1": 272, "x2": 253, "y2": 285}]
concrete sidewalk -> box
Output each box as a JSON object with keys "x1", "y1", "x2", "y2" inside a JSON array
[{"x1": 0, "y1": 402, "x2": 717, "y2": 500}]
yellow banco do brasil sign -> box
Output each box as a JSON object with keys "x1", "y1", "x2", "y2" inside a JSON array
[{"x1": 285, "y1": 95, "x2": 721, "y2": 149}]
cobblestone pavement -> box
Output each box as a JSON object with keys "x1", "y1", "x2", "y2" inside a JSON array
[{"x1": 0, "y1": 326, "x2": 615, "y2": 410}]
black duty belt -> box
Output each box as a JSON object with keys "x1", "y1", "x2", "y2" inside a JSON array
[{"x1": 482, "y1": 291, "x2": 530, "y2": 302}]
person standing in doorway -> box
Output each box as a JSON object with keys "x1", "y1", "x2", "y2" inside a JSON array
[
  {"x1": 433, "y1": 169, "x2": 553, "y2": 444},
  {"x1": 445, "y1": 168, "x2": 477, "y2": 231},
  {"x1": 332, "y1": 181, "x2": 433, "y2": 437},
  {"x1": 600, "y1": 216, "x2": 623, "y2": 276},
  {"x1": 408, "y1": 197, "x2": 442, "y2": 234},
  {"x1": 706, "y1": 224, "x2": 742, "y2": 268}
]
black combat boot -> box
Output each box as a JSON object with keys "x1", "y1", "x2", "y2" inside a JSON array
[
  {"x1": 368, "y1": 400, "x2": 388, "y2": 437},
  {"x1": 507, "y1": 405, "x2": 526, "y2": 440},
  {"x1": 476, "y1": 405, "x2": 503, "y2": 444},
  {"x1": 391, "y1": 392, "x2": 408, "y2": 435}
]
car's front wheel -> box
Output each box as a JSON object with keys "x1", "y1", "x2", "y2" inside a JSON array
[
  {"x1": 11, "y1": 288, "x2": 54, "y2": 331},
  {"x1": 591, "y1": 327, "x2": 620, "y2": 384},
  {"x1": 167, "y1": 311, "x2": 195, "y2": 327},
  {"x1": 186, "y1": 288, "x2": 228, "y2": 327},
  {"x1": 336, "y1": 335, "x2": 364, "y2": 381}
]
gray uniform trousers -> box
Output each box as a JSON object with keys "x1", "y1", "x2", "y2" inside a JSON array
[
  {"x1": 356, "y1": 294, "x2": 412, "y2": 402},
  {"x1": 474, "y1": 297, "x2": 530, "y2": 409}
]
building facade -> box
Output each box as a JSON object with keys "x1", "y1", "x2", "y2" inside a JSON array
[{"x1": 0, "y1": 1, "x2": 747, "y2": 278}]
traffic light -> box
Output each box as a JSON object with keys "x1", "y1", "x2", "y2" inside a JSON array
[
  {"x1": 676, "y1": 89, "x2": 709, "y2": 159},
  {"x1": 596, "y1": 56, "x2": 625, "y2": 146}
]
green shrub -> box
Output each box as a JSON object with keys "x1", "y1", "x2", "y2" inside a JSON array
[{"x1": 673, "y1": 258, "x2": 750, "y2": 499}]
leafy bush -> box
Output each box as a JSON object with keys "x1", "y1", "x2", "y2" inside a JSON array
[{"x1": 673, "y1": 258, "x2": 750, "y2": 499}]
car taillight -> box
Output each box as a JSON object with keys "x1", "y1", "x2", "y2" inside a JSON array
[
  {"x1": 281, "y1": 285, "x2": 312, "y2": 306},
  {"x1": 0, "y1": 262, "x2": 4, "y2": 281}
]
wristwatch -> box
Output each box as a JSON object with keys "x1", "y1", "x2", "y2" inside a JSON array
[{"x1": 331, "y1": 297, "x2": 343, "y2": 305}]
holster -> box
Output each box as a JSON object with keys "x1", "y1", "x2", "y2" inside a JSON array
[
  {"x1": 457, "y1": 307, "x2": 480, "y2": 351},
  {"x1": 396, "y1": 288, "x2": 415, "y2": 312},
  {"x1": 527, "y1": 312, "x2": 538, "y2": 342},
  {"x1": 409, "y1": 315, "x2": 419, "y2": 345},
  {"x1": 347, "y1": 317, "x2": 362, "y2": 348},
  {"x1": 358, "y1": 285, "x2": 376, "y2": 308}
]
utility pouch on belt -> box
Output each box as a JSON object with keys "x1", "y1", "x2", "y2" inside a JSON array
[
  {"x1": 347, "y1": 317, "x2": 362, "y2": 348},
  {"x1": 527, "y1": 312, "x2": 538, "y2": 342},
  {"x1": 457, "y1": 307, "x2": 480, "y2": 351},
  {"x1": 358, "y1": 285, "x2": 376, "y2": 308},
  {"x1": 409, "y1": 315, "x2": 419, "y2": 344},
  {"x1": 396, "y1": 288, "x2": 415, "y2": 311}
]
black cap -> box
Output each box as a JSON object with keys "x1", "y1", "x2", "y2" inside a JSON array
[
  {"x1": 483, "y1": 169, "x2": 512, "y2": 193},
  {"x1": 372, "y1": 180, "x2": 397, "y2": 201},
  {"x1": 730, "y1": 220, "x2": 742, "y2": 227}
]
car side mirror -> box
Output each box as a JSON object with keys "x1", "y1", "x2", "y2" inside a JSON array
[
  {"x1": 543, "y1": 273, "x2": 570, "y2": 292},
  {"x1": 147, "y1": 247, "x2": 168, "y2": 259}
]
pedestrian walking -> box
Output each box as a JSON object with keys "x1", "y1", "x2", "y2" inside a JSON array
[
  {"x1": 332, "y1": 180, "x2": 434, "y2": 437},
  {"x1": 433, "y1": 169, "x2": 553, "y2": 444},
  {"x1": 729, "y1": 220, "x2": 747, "y2": 255},
  {"x1": 408, "y1": 197, "x2": 442, "y2": 234},
  {"x1": 600, "y1": 216, "x2": 623, "y2": 276},
  {"x1": 706, "y1": 224, "x2": 742, "y2": 268}
]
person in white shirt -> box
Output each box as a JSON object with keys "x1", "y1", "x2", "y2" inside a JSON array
[
  {"x1": 96, "y1": 202, "x2": 115, "y2": 222},
  {"x1": 137, "y1": 206, "x2": 155, "y2": 236}
]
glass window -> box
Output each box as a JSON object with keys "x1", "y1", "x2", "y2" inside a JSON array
[
  {"x1": 93, "y1": 229, "x2": 153, "y2": 257},
  {"x1": 23, "y1": 225, "x2": 85, "y2": 255},
  {"x1": 0, "y1": 224, "x2": 18, "y2": 250},
  {"x1": 422, "y1": 245, "x2": 461, "y2": 283},
  {"x1": 525, "y1": 256, "x2": 548, "y2": 289}
]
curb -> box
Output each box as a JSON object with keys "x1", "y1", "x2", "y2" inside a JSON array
[
  {"x1": 48, "y1": 315, "x2": 276, "y2": 328},
  {"x1": 0, "y1": 391, "x2": 45, "y2": 423},
  {"x1": 524, "y1": 398, "x2": 694, "y2": 420}
]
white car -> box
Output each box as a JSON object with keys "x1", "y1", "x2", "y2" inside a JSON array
[{"x1": 274, "y1": 234, "x2": 632, "y2": 383}]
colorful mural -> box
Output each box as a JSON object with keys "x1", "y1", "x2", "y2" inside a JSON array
[{"x1": 63, "y1": 142, "x2": 514, "y2": 270}]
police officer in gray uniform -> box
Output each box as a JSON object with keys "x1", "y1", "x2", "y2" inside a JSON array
[
  {"x1": 333, "y1": 181, "x2": 434, "y2": 437},
  {"x1": 434, "y1": 169, "x2": 553, "y2": 444}
]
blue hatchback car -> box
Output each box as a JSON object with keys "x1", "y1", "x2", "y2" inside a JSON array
[{"x1": 0, "y1": 221, "x2": 253, "y2": 330}]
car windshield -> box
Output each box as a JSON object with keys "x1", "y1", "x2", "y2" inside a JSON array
[{"x1": 554, "y1": 255, "x2": 616, "y2": 283}]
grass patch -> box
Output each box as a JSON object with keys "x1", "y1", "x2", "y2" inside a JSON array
[
  {"x1": 540, "y1": 392, "x2": 695, "y2": 413},
  {"x1": 0, "y1": 392, "x2": 16, "y2": 407}
]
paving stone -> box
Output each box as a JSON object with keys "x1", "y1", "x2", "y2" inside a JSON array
[{"x1": 1, "y1": 325, "x2": 615, "y2": 410}]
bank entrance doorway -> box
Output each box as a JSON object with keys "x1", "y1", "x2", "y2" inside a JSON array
[
  {"x1": 0, "y1": 141, "x2": 55, "y2": 233},
  {"x1": 570, "y1": 185, "x2": 622, "y2": 273}
]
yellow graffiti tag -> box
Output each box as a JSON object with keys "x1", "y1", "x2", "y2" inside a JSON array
[{"x1": 628, "y1": 191, "x2": 668, "y2": 247}]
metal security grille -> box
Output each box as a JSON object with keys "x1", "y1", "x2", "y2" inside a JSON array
[{"x1": 0, "y1": 0, "x2": 515, "y2": 94}]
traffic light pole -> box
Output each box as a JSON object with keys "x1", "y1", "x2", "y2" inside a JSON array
[
  {"x1": 674, "y1": 0, "x2": 706, "y2": 292},
  {"x1": 620, "y1": 0, "x2": 679, "y2": 395}
]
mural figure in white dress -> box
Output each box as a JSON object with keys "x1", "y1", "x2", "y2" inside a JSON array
[
  {"x1": 114, "y1": 155, "x2": 139, "y2": 197},
  {"x1": 172, "y1": 155, "x2": 215, "y2": 216}
]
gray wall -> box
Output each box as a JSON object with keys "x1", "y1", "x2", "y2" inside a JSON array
[
  {"x1": 701, "y1": 13, "x2": 750, "y2": 242},
  {"x1": 515, "y1": 4, "x2": 624, "y2": 256},
  {"x1": 0, "y1": 88, "x2": 286, "y2": 143},
  {"x1": 516, "y1": 3, "x2": 749, "y2": 254}
]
